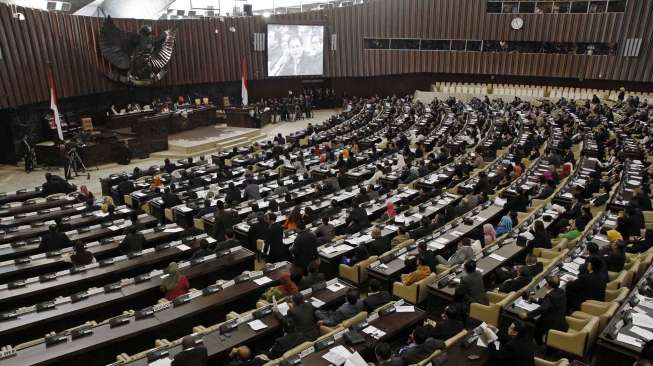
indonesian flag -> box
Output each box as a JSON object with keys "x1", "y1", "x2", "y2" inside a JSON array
[
  {"x1": 241, "y1": 58, "x2": 248, "y2": 107},
  {"x1": 47, "y1": 65, "x2": 64, "y2": 141}
]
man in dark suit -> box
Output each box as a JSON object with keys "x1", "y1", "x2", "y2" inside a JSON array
[
  {"x1": 374, "y1": 342, "x2": 403, "y2": 366},
  {"x1": 266, "y1": 318, "x2": 303, "y2": 360},
  {"x1": 424, "y1": 305, "x2": 464, "y2": 341},
  {"x1": 367, "y1": 226, "x2": 391, "y2": 256},
  {"x1": 214, "y1": 230, "x2": 239, "y2": 252},
  {"x1": 299, "y1": 261, "x2": 325, "y2": 290},
  {"x1": 499, "y1": 266, "x2": 532, "y2": 293},
  {"x1": 522, "y1": 275, "x2": 568, "y2": 345},
  {"x1": 399, "y1": 326, "x2": 445, "y2": 365},
  {"x1": 566, "y1": 257, "x2": 607, "y2": 311},
  {"x1": 283, "y1": 293, "x2": 319, "y2": 341},
  {"x1": 265, "y1": 213, "x2": 287, "y2": 262},
  {"x1": 213, "y1": 200, "x2": 235, "y2": 241},
  {"x1": 485, "y1": 321, "x2": 535, "y2": 366},
  {"x1": 39, "y1": 224, "x2": 73, "y2": 252},
  {"x1": 410, "y1": 217, "x2": 433, "y2": 240},
  {"x1": 224, "y1": 182, "x2": 242, "y2": 206},
  {"x1": 345, "y1": 200, "x2": 370, "y2": 234},
  {"x1": 524, "y1": 253, "x2": 544, "y2": 278},
  {"x1": 162, "y1": 187, "x2": 182, "y2": 208},
  {"x1": 118, "y1": 226, "x2": 145, "y2": 254},
  {"x1": 291, "y1": 222, "x2": 318, "y2": 275},
  {"x1": 247, "y1": 212, "x2": 269, "y2": 252},
  {"x1": 455, "y1": 260, "x2": 489, "y2": 305},
  {"x1": 172, "y1": 335, "x2": 208, "y2": 366},
  {"x1": 363, "y1": 279, "x2": 392, "y2": 312}
]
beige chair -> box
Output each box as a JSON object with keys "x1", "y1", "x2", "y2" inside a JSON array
[
  {"x1": 546, "y1": 316, "x2": 599, "y2": 357},
  {"x1": 392, "y1": 273, "x2": 436, "y2": 304},
  {"x1": 535, "y1": 358, "x2": 570, "y2": 366},
  {"x1": 164, "y1": 208, "x2": 174, "y2": 222},
  {"x1": 339, "y1": 255, "x2": 378, "y2": 284},
  {"x1": 319, "y1": 311, "x2": 367, "y2": 335},
  {"x1": 469, "y1": 291, "x2": 519, "y2": 327},
  {"x1": 282, "y1": 341, "x2": 313, "y2": 358},
  {"x1": 585, "y1": 287, "x2": 629, "y2": 307},
  {"x1": 411, "y1": 330, "x2": 468, "y2": 366},
  {"x1": 194, "y1": 217, "x2": 205, "y2": 231},
  {"x1": 572, "y1": 300, "x2": 620, "y2": 329}
]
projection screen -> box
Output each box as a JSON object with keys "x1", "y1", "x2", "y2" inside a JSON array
[{"x1": 267, "y1": 24, "x2": 324, "y2": 77}]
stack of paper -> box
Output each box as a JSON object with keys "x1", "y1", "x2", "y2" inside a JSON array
[
  {"x1": 514, "y1": 298, "x2": 540, "y2": 312},
  {"x1": 322, "y1": 345, "x2": 353, "y2": 366},
  {"x1": 176, "y1": 244, "x2": 191, "y2": 251},
  {"x1": 362, "y1": 325, "x2": 386, "y2": 339},
  {"x1": 327, "y1": 282, "x2": 346, "y2": 292},
  {"x1": 310, "y1": 297, "x2": 326, "y2": 308},
  {"x1": 396, "y1": 305, "x2": 415, "y2": 313}
]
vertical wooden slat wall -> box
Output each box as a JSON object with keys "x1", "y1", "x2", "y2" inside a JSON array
[{"x1": 0, "y1": 0, "x2": 651, "y2": 109}]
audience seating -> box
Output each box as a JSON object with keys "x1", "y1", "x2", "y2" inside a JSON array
[
  {"x1": 392, "y1": 272, "x2": 436, "y2": 304},
  {"x1": 546, "y1": 316, "x2": 600, "y2": 358},
  {"x1": 469, "y1": 291, "x2": 520, "y2": 327}
]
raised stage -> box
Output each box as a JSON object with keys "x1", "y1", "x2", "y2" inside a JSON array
[{"x1": 150, "y1": 124, "x2": 268, "y2": 159}]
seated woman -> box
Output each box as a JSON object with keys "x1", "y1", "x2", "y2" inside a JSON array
[
  {"x1": 79, "y1": 185, "x2": 95, "y2": 206},
  {"x1": 101, "y1": 196, "x2": 115, "y2": 214},
  {"x1": 401, "y1": 256, "x2": 432, "y2": 286},
  {"x1": 160, "y1": 262, "x2": 189, "y2": 301},
  {"x1": 283, "y1": 208, "x2": 301, "y2": 231},
  {"x1": 261, "y1": 272, "x2": 298, "y2": 302},
  {"x1": 483, "y1": 224, "x2": 496, "y2": 247},
  {"x1": 495, "y1": 215, "x2": 513, "y2": 236},
  {"x1": 65, "y1": 241, "x2": 95, "y2": 267}
]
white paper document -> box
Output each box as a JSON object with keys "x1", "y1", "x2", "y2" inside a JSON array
[
  {"x1": 327, "y1": 282, "x2": 346, "y2": 292},
  {"x1": 631, "y1": 326, "x2": 653, "y2": 341},
  {"x1": 514, "y1": 298, "x2": 540, "y2": 312},
  {"x1": 617, "y1": 333, "x2": 644, "y2": 347},
  {"x1": 253, "y1": 276, "x2": 273, "y2": 285},
  {"x1": 310, "y1": 297, "x2": 326, "y2": 308},
  {"x1": 108, "y1": 225, "x2": 121, "y2": 231},
  {"x1": 396, "y1": 305, "x2": 415, "y2": 313},
  {"x1": 164, "y1": 227, "x2": 184, "y2": 233},
  {"x1": 248, "y1": 319, "x2": 268, "y2": 331},
  {"x1": 176, "y1": 244, "x2": 191, "y2": 251},
  {"x1": 322, "y1": 345, "x2": 353, "y2": 366},
  {"x1": 489, "y1": 253, "x2": 506, "y2": 261},
  {"x1": 149, "y1": 358, "x2": 172, "y2": 366},
  {"x1": 276, "y1": 302, "x2": 290, "y2": 316},
  {"x1": 343, "y1": 352, "x2": 368, "y2": 366}
]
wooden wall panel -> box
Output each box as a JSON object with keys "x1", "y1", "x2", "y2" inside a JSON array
[{"x1": 0, "y1": 0, "x2": 652, "y2": 110}]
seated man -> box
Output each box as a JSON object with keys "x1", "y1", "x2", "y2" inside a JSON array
[
  {"x1": 119, "y1": 226, "x2": 146, "y2": 254},
  {"x1": 455, "y1": 260, "x2": 489, "y2": 305},
  {"x1": 298, "y1": 261, "x2": 325, "y2": 290},
  {"x1": 266, "y1": 318, "x2": 303, "y2": 360},
  {"x1": 424, "y1": 304, "x2": 465, "y2": 342},
  {"x1": 363, "y1": 279, "x2": 392, "y2": 312},
  {"x1": 374, "y1": 342, "x2": 403, "y2": 366},
  {"x1": 190, "y1": 239, "x2": 212, "y2": 260},
  {"x1": 434, "y1": 237, "x2": 474, "y2": 267},
  {"x1": 482, "y1": 321, "x2": 536, "y2": 366},
  {"x1": 401, "y1": 255, "x2": 432, "y2": 286},
  {"x1": 316, "y1": 288, "x2": 364, "y2": 326},
  {"x1": 367, "y1": 226, "x2": 391, "y2": 256},
  {"x1": 172, "y1": 335, "x2": 208, "y2": 366},
  {"x1": 399, "y1": 326, "x2": 445, "y2": 365},
  {"x1": 225, "y1": 346, "x2": 263, "y2": 366},
  {"x1": 391, "y1": 226, "x2": 410, "y2": 247},
  {"x1": 214, "y1": 229, "x2": 240, "y2": 252},
  {"x1": 39, "y1": 224, "x2": 73, "y2": 252},
  {"x1": 498, "y1": 266, "x2": 532, "y2": 293},
  {"x1": 280, "y1": 293, "x2": 320, "y2": 341}
]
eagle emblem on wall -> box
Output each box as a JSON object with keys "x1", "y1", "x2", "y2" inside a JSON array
[{"x1": 98, "y1": 16, "x2": 176, "y2": 86}]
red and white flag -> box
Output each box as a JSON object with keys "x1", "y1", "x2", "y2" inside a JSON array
[
  {"x1": 47, "y1": 65, "x2": 64, "y2": 141},
  {"x1": 241, "y1": 58, "x2": 248, "y2": 107}
]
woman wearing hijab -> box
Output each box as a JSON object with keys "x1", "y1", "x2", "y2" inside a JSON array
[
  {"x1": 483, "y1": 224, "x2": 497, "y2": 246},
  {"x1": 79, "y1": 185, "x2": 95, "y2": 206},
  {"x1": 150, "y1": 175, "x2": 162, "y2": 189},
  {"x1": 101, "y1": 196, "x2": 115, "y2": 214},
  {"x1": 261, "y1": 272, "x2": 299, "y2": 302},
  {"x1": 160, "y1": 262, "x2": 189, "y2": 301},
  {"x1": 560, "y1": 162, "x2": 573, "y2": 178},
  {"x1": 495, "y1": 215, "x2": 514, "y2": 236},
  {"x1": 67, "y1": 241, "x2": 95, "y2": 266},
  {"x1": 386, "y1": 201, "x2": 397, "y2": 219}
]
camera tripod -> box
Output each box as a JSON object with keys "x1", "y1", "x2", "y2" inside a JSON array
[{"x1": 65, "y1": 148, "x2": 87, "y2": 179}]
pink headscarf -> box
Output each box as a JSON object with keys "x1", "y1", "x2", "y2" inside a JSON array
[
  {"x1": 543, "y1": 170, "x2": 554, "y2": 181},
  {"x1": 386, "y1": 201, "x2": 397, "y2": 218},
  {"x1": 483, "y1": 224, "x2": 496, "y2": 246},
  {"x1": 80, "y1": 185, "x2": 89, "y2": 195}
]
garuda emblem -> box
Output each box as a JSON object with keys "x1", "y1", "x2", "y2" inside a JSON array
[{"x1": 98, "y1": 16, "x2": 176, "y2": 86}]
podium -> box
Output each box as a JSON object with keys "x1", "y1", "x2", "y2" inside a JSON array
[{"x1": 225, "y1": 107, "x2": 271, "y2": 129}]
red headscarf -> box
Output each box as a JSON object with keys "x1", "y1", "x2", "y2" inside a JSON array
[
  {"x1": 277, "y1": 272, "x2": 298, "y2": 295},
  {"x1": 386, "y1": 201, "x2": 397, "y2": 218},
  {"x1": 80, "y1": 185, "x2": 90, "y2": 195}
]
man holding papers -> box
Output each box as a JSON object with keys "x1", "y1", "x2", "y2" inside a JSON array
[{"x1": 520, "y1": 275, "x2": 568, "y2": 345}]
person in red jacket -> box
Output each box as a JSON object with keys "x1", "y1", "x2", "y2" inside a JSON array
[{"x1": 160, "y1": 262, "x2": 189, "y2": 301}]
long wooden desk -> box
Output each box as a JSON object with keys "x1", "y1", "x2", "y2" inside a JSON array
[{"x1": 0, "y1": 248, "x2": 255, "y2": 346}]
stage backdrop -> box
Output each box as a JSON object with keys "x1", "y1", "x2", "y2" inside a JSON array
[{"x1": 0, "y1": 0, "x2": 652, "y2": 109}]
